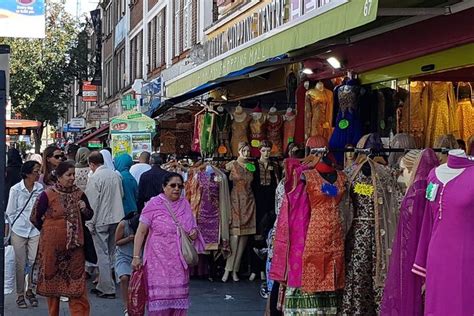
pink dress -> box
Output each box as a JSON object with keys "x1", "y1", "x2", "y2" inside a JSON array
[{"x1": 140, "y1": 194, "x2": 205, "y2": 315}]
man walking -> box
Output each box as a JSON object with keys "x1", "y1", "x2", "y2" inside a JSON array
[
  {"x1": 129, "y1": 151, "x2": 151, "y2": 184},
  {"x1": 137, "y1": 153, "x2": 168, "y2": 212},
  {"x1": 85, "y1": 152, "x2": 124, "y2": 299}
]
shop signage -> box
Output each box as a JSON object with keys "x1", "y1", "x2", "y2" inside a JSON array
[
  {"x1": 88, "y1": 140, "x2": 103, "y2": 149},
  {"x1": 111, "y1": 133, "x2": 152, "y2": 160},
  {"x1": 121, "y1": 94, "x2": 137, "y2": 111},
  {"x1": 141, "y1": 77, "x2": 162, "y2": 115},
  {"x1": 88, "y1": 108, "x2": 109, "y2": 121},
  {"x1": 63, "y1": 124, "x2": 81, "y2": 133},
  {"x1": 0, "y1": 0, "x2": 45, "y2": 39},
  {"x1": 70, "y1": 118, "x2": 86, "y2": 129},
  {"x1": 82, "y1": 81, "x2": 97, "y2": 102}
]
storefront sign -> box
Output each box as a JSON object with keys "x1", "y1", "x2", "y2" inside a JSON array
[
  {"x1": 0, "y1": 0, "x2": 45, "y2": 38},
  {"x1": 88, "y1": 108, "x2": 109, "y2": 121},
  {"x1": 82, "y1": 81, "x2": 97, "y2": 102},
  {"x1": 121, "y1": 94, "x2": 137, "y2": 111},
  {"x1": 217, "y1": 0, "x2": 249, "y2": 19},
  {"x1": 70, "y1": 118, "x2": 86, "y2": 129},
  {"x1": 141, "y1": 77, "x2": 162, "y2": 115},
  {"x1": 88, "y1": 140, "x2": 103, "y2": 149},
  {"x1": 111, "y1": 133, "x2": 152, "y2": 160},
  {"x1": 63, "y1": 124, "x2": 81, "y2": 133}
]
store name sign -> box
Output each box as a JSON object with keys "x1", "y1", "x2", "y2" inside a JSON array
[{"x1": 204, "y1": 0, "x2": 290, "y2": 61}]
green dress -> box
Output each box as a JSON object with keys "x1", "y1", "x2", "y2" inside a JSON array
[{"x1": 200, "y1": 112, "x2": 216, "y2": 157}]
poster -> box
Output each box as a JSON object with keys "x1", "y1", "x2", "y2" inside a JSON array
[
  {"x1": 111, "y1": 134, "x2": 132, "y2": 158},
  {"x1": 131, "y1": 134, "x2": 152, "y2": 160},
  {"x1": 111, "y1": 133, "x2": 152, "y2": 160},
  {"x1": 0, "y1": 0, "x2": 45, "y2": 38}
]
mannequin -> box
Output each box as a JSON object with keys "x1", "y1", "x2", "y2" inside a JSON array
[
  {"x1": 304, "y1": 81, "x2": 334, "y2": 140},
  {"x1": 216, "y1": 105, "x2": 232, "y2": 157},
  {"x1": 223, "y1": 142, "x2": 256, "y2": 282},
  {"x1": 267, "y1": 107, "x2": 283, "y2": 157},
  {"x1": 397, "y1": 150, "x2": 422, "y2": 191},
  {"x1": 249, "y1": 106, "x2": 267, "y2": 158},
  {"x1": 250, "y1": 140, "x2": 280, "y2": 281},
  {"x1": 231, "y1": 105, "x2": 250, "y2": 156},
  {"x1": 433, "y1": 134, "x2": 459, "y2": 164},
  {"x1": 435, "y1": 149, "x2": 466, "y2": 183},
  {"x1": 283, "y1": 108, "x2": 296, "y2": 153}
]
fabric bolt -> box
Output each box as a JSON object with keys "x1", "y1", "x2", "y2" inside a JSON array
[
  {"x1": 305, "y1": 88, "x2": 334, "y2": 140},
  {"x1": 381, "y1": 149, "x2": 439, "y2": 316},
  {"x1": 412, "y1": 154, "x2": 474, "y2": 316},
  {"x1": 230, "y1": 115, "x2": 250, "y2": 156},
  {"x1": 229, "y1": 161, "x2": 256, "y2": 236},
  {"x1": 249, "y1": 115, "x2": 267, "y2": 158},
  {"x1": 140, "y1": 194, "x2": 204, "y2": 313},
  {"x1": 30, "y1": 186, "x2": 94, "y2": 298},
  {"x1": 196, "y1": 171, "x2": 220, "y2": 250},
  {"x1": 283, "y1": 114, "x2": 296, "y2": 153},
  {"x1": 267, "y1": 114, "x2": 284, "y2": 156},
  {"x1": 115, "y1": 154, "x2": 139, "y2": 215},
  {"x1": 301, "y1": 170, "x2": 346, "y2": 293}
]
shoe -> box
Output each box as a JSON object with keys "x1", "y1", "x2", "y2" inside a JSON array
[
  {"x1": 60, "y1": 296, "x2": 69, "y2": 302},
  {"x1": 97, "y1": 292, "x2": 116, "y2": 299},
  {"x1": 16, "y1": 295, "x2": 27, "y2": 309},
  {"x1": 90, "y1": 288, "x2": 102, "y2": 295},
  {"x1": 25, "y1": 291, "x2": 39, "y2": 307}
]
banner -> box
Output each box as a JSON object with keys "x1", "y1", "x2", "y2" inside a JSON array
[
  {"x1": 111, "y1": 133, "x2": 152, "y2": 160},
  {"x1": 82, "y1": 81, "x2": 97, "y2": 102},
  {"x1": 0, "y1": 0, "x2": 46, "y2": 38}
]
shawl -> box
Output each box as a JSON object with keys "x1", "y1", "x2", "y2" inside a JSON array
[
  {"x1": 115, "y1": 154, "x2": 138, "y2": 215},
  {"x1": 51, "y1": 183, "x2": 84, "y2": 250},
  {"x1": 100, "y1": 149, "x2": 115, "y2": 171},
  {"x1": 348, "y1": 157, "x2": 403, "y2": 287},
  {"x1": 211, "y1": 166, "x2": 231, "y2": 257},
  {"x1": 75, "y1": 147, "x2": 90, "y2": 168}
]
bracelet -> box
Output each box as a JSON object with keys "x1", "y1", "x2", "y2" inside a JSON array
[{"x1": 133, "y1": 256, "x2": 141, "y2": 259}]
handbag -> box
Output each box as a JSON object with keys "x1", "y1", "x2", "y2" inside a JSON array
[
  {"x1": 82, "y1": 222, "x2": 97, "y2": 264},
  {"x1": 163, "y1": 202, "x2": 199, "y2": 266},
  {"x1": 128, "y1": 265, "x2": 147, "y2": 316}
]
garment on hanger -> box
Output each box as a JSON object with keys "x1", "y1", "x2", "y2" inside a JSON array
[
  {"x1": 196, "y1": 170, "x2": 220, "y2": 250},
  {"x1": 455, "y1": 82, "x2": 474, "y2": 142},
  {"x1": 305, "y1": 87, "x2": 334, "y2": 140},
  {"x1": 412, "y1": 154, "x2": 474, "y2": 316},
  {"x1": 381, "y1": 149, "x2": 439, "y2": 316},
  {"x1": 295, "y1": 83, "x2": 307, "y2": 144},
  {"x1": 425, "y1": 82, "x2": 459, "y2": 147},
  {"x1": 267, "y1": 114, "x2": 284, "y2": 157},
  {"x1": 283, "y1": 112, "x2": 296, "y2": 153},
  {"x1": 400, "y1": 82, "x2": 428, "y2": 147},
  {"x1": 229, "y1": 161, "x2": 256, "y2": 236},
  {"x1": 200, "y1": 112, "x2": 216, "y2": 157},
  {"x1": 192, "y1": 113, "x2": 204, "y2": 153},
  {"x1": 215, "y1": 109, "x2": 232, "y2": 157},
  {"x1": 249, "y1": 115, "x2": 267, "y2": 158},
  {"x1": 230, "y1": 116, "x2": 250, "y2": 157}
]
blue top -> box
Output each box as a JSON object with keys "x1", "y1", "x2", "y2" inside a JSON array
[{"x1": 114, "y1": 154, "x2": 138, "y2": 215}]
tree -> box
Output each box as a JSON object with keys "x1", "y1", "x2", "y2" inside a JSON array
[{"x1": 0, "y1": 1, "x2": 85, "y2": 152}]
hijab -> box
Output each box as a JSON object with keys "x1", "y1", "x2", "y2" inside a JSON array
[
  {"x1": 28, "y1": 154, "x2": 43, "y2": 165},
  {"x1": 75, "y1": 147, "x2": 90, "y2": 168},
  {"x1": 115, "y1": 154, "x2": 138, "y2": 215},
  {"x1": 100, "y1": 149, "x2": 115, "y2": 171}
]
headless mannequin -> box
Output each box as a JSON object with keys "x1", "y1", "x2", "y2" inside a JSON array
[
  {"x1": 435, "y1": 150, "x2": 466, "y2": 183},
  {"x1": 223, "y1": 146, "x2": 251, "y2": 282}
]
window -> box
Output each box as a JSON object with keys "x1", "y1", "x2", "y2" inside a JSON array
[
  {"x1": 173, "y1": 0, "x2": 182, "y2": 57},
  {"x1": 104, "y1": 59, "x2": 113, "y2": 98},
  {"x1": 148, "y1": 10, "x2": 166, "y2": 73},
  {"x1": 173, "y1": 0, "x2": 197, "y2": 57},
  {"x1": 130, "y1": 32, "x2": 143, "y2": 83}
]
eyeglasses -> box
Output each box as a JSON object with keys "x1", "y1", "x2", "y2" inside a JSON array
[
  {"x1": 168, "y1": 183, "x2": 184, "y2": 189},
  {"x1": 53, "y1": 154, "x2": 64, "y2": 159}
]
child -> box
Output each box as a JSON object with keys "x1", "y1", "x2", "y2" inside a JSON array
[{"x1": 115, "y1": 212, "x2": 140, "y2": 316}]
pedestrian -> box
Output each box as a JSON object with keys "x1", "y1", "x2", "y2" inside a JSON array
[
  {"x1": 74, "y1": 147, "x2": 91, "y2": 192},
  {"x1": 137, "y1": 153, "x2": 168, "y2": 212},
  {"x1": 65, "y1": 144, "x2": 80, "y2": 164},
  {"x1": 132, "y1": 172, "x2": 205, "y2": 316},
  {"x1": 6, "y1": 161, "x2": 43, "y2": 309},
  {"x1": 115, "y1": 212, "x2": 140, "y2": 316},
  {"x1": 28, "y1": 154, "x2": 43, "y2": 165},
  {"x1": 130, "y1": 151, "x2": 151, "y2": 184},
  {"x1": 30, "y1": 161, "x2": 93, "y2": 315},
  {"x1": 40, "y1": 145, "x2": 64, "y2": 188},
  {"x1": 100, "y1": 148, "x2": 115, "y2": 171},
  {"x1": 86, "y1": 151, "x2": 124, "y2": 299},
  {"x1": 115, "y1": 154, "x2": 138, "y2": 216},
  {"x1": 5, "y1": 147, "x2": 23, "y2": 205}
]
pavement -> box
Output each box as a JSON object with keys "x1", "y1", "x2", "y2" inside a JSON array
[{"x1": 4, "y1": 278, "x2": 266, "y2": 315}]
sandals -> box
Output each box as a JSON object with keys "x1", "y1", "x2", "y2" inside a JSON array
[
  {"x1": 16, "y1": 295, "x2": 28, "y2": 309},
  {"x1": 25, "y1": 291, "x2": 39, "y2": 307}
]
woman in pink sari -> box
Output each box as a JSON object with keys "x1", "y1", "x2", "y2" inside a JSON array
[{"x1": 132, "y1": 172, "x2": 205, "y2": 316}]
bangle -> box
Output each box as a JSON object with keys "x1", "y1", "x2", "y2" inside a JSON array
[{"x1": 133, "y1": 256, "x2": 141, "y2": 259}]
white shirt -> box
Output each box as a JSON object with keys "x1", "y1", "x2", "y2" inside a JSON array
[
  {"x1": 85, "y1": 165, "x2": 125, "y2": 227},
  {"x1": 130, "y1": 163, "x2": 151, "y2": 184},
  {"x1": 6, "y1": 181, "x2": 43, "y2": 238}
]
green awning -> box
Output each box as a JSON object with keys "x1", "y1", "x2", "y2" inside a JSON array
[{"x1": 166, "y1": 0, "x2": 379, "y2": 98}]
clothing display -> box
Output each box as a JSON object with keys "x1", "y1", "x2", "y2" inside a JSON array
[
  {"x1": 200, "y1": 112, "x2": 216, "y2": 157},
  {"x1": 215, "y1": 109, "x2": 232, "y2": 157},
  {"x1": 283, "y1": 111, "x2": 296, "y2": 153},
  {"x1": 295, "y1": 83, "x2": 307, "y2": 144},
  {"x1": 455, "y1": 82, "x2": 474, "y2": 142},
  {"x1": 230, "y1": 114, "x2": 250, "y2": 157},
  {"x1": 305, "y1": 85, "x2": 334, "y2": 140},
  {"x1": 267, "y1": 114, "x2": 284, "y2": 156},
  {"x1": 249, "y1": 115, "x2": 267, "y2": 158}
]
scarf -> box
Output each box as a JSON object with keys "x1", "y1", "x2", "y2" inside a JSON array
[
  {"x1": 52, "y1": 183, "x2": 84, "y2": 250},
  {"x1": 75, "y1": 147, "x2": 90, "y2": 168},
  {"x1": 100, "y1": 149, "x2": 115, "y2": 171}
]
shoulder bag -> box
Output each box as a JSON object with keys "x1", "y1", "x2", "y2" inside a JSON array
[{"x1": 163, "y1": 201, "x2": 199, "y2": 266}]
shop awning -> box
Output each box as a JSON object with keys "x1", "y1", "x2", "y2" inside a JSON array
[
  {"x1": 6, "y1": 119, "x2": 42, "y2": 129},
  {"x1": 164, "y1": 0, "x2": 379, "y2": 98},
  {"x1": 76, "y1": 124, "x2": 109, "y2": 145}
]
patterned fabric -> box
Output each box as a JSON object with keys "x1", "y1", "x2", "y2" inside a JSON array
[
  {"x1": 455, "y1": 98, "x2": 474, "y2": 142},
  {"x1": 200, "y1": 112, "x2": 216, "y2": 157},
  {"x1": 301, "y1": 170, "x2": 346, "y2": 293},
  {"x1": 267, "y1": 114, "x2": 284, "y2": 156},
  {"x1": 230, "y1": 115, "x2": 250, "y2": 157},
  {"x1": 283, "y1": 115, "x2": 296, "y2": 154},
  {"x1": 192, "y1": 113, "x2": 204, "y2": 153},
  {"x1": 229, "y1": 161, "x2": 256, "y2": 236},
  {"x1": 284, "y1": 287, "x2": 342, "y2": 316},
  {"x1": 215, "y1": 110, "x2": 232, "y2": 157},
  {"x1": 249, "y1": 115, "x2": 267, "y2": 158},
  {"x1": 196, "y1": 171, "x2": 220, "y2": 250},
  {"x1": 74, "y1": 167, "x2": 90, "y2": 192},
  {"x1": 305, "y1": 88, "x2": 334, "y2": 140}
]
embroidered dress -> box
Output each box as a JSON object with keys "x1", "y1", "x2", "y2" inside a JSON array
[
  {"x1": 284, "y1": 287, "x2": 342, "y2": 316},
  {"x1": 267, "y1": 114, "x2": 284, "y2": 157},
  {"x1": 196, "y1": 171, "x2": 220, "y2": 250},
  {"x1": 249, "y1": 116, "x2": 267, "y2": 158},
  {"x1": 229, "y1": 161, "x2": 256, "y2": 236},
  {"x1": 230, "y1": 116, "x2": 250, "y2": 157},
  {"x1": 215, "y1": 110, "x2": 232, "y2": 157}
]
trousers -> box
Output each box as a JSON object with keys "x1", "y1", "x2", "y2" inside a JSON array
[
  {"x1": 47, "y1": 288, "x2": 90, "y2": 316},
  {"x1": 93, "y1": 223, "x2": 118, "y2": 294},
  {"x1": 10, "y1": 232, "x2": 39, "y2": 295}
]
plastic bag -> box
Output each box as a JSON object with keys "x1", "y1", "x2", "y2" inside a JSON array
[
  {"x1": 4, "y1": 245, "x2": 16, "y2": 294},
  {"x1": 128, "y1": 266, "x2": 147, "y2": 316}
]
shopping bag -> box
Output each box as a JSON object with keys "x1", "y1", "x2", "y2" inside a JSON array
[
  {"x1": 4, "y1": 245, "x2": 16, "y2": 294},
  {"x1": 128, "y1": 266, "x2": 147, "y2": 316}
]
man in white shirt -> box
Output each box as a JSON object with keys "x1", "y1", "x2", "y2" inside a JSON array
[
  {"x1": 85, "y1": 151, "x2": 124, "y2": 299},
  {"x1": 129, "y1": 151, "x2": 151, "y2": 185}
]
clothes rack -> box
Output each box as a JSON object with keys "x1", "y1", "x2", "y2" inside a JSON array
[{"x1": 309, "y1": 147, "x2": 454, "y2": 155}]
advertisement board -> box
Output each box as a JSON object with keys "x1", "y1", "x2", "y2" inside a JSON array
[
  {"x1": 82, "y1": 81, "x2": 98, "y2": 102},
  {"x1": 0, "y1": 0, "x2": 46, "y2": 38},
  {"x1": 70, "y1": 117, "x2": 86, "y2": 129},
  {"x1": 111, "y1": 133, "x2": 152, "y2": 160},
  {"x1": 88, "y1": 108, "x2": 109, "y2": 121}
]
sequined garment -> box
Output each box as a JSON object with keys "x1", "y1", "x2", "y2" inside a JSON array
[
  {"x1": 455, "y1": 88, "x2": 474, "y2": 142},
  {"x1": 196, "y1": 171, "x2": 220, "y2": 250}
]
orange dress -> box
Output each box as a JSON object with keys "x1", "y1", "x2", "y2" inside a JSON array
[
  {"x1": 305, "y1": 88, "x2": 334, "y2": 141},
  {"x1": 301, "y1": 169, "x2": 346, "y2": 293}
]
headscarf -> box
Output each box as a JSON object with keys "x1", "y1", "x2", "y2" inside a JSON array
[
  {"x1": 28, "y1": 154, "x2": 43, "y2": 165},
  {"x1": 75, "y1": 147, "x2": 90, "y2": 168},
  {"x1": 115, "y1": 154, "x2": 138, "y2": 215},
  {"x1": 100, "y1": 149, "x2": 115, "y2": 171},
  {"x1": 388, "y1": 133, "x2": 417, "y2": 168}
]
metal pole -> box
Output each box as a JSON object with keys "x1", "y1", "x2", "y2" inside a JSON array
[{"x1": 0, "y1": 68, "x2": 7, "y2": 316}]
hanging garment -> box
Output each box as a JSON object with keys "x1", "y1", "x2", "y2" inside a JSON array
[
  {"x1": 267, "y1": 114, "x2": 284, "y2": 157},
  {"x1": 230, "y1": 116, "x2": 250, "y2": 157},
  {"x1": 229, "y1": 161, "x2": 256, "y2": 236},
  {"x1": 400, "y1": 82, "x2": 428, "y2": 147},
  {"x1": 455, "y1": 83, "x2": 474, "y2": 142},
  {"x1": 196, "y1": 171, "x2": 220, "y2": 251},
  {"x1": 295, "y1": 84, "x2": 307, "y2": 144},
  {"x1": 192, "y1": 114, "x2": 204, "y2": 153},
  {"x1": 412, "y1": 154, "x2": 474, "y2": 316},
  {"x1": 215, "y1": 110, "x2": 232, "y2": 157},
  {"x1": 381, "y1": 149, "x2": 439, "y2": 316},
  {"x1": 305, "y1": 88, "x2": 334, "y2": 140},
  {"x1": 301, "y1": 170, "x2": 346, "y2": 293},
  {"x1": 200, "y1": 112, "x2": 216, "y2": 157},
  {"x1": 249, "y1": 115, "x2": 267, "y2": 158},
  {"x1": 425, "y1": 82, "x2": 459, "y2": 147},
  {"x1": 283, "y1": 114, "x2": 296, "y2": 153}
]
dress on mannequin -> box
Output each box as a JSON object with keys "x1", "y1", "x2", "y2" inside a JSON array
[
  {"x1": 266, "y1": 109, "x2": 284, "y2": 157},
  {"x1": 230, "y1": 107, "x2": 250, "y2": 156},
  {"x1": 283, "y1": 108, "x2": 296, "y2": 153},
  {"x1": 412, "y1": 150, "x2": 474, "y2": 316},
  {"x1": 399, "y1": 82, "x2": 428, "y2": 147},
  {"x1": 455, "y1": 82, "x2": 474, "y2": 142},
  {"x1": 249, "y1": 110, "x2": 267, "y2": 158},
  {"x1": 304, "y1": 82, "x2": 334, "y2": 140}
]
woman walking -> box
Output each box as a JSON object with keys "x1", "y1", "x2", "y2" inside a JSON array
[
  {"x1": 39, "y1": 145, "x2": 64, "y2": 188},
  {"x1": 74, "y1": 147, "x2": 91, "y2": 191},
  {"x1": 132, "y1": 172, "x2": 205, "y2": 316},
  {"x1": 30, "y1": 161, "x2": 94, "y2": 316},
  {"x1": 6, "y1": 161, "x2": 43, "y2": 309},
  {"x1": 115, "y1": 154, "x2": 138, "y2": 216}
]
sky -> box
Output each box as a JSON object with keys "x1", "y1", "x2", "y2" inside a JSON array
[{"x1": 64, "y1": 0, "x2": 100, "y2": 18}]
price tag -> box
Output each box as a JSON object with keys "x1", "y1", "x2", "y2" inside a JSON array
[
  {"x1": 339, "y1": 119, "x2": 349, "y2": 130},
  {"x1": 251, "y1": 139, "x2": 261, "y2": 147},
  {"x1": 246, "y1": 163, "x2": 256, "y2": 172},
  {"x1": 425, "y1": 182, "x2": 439, "y2": 201},
  {"x1": 354, "y1": 182, "x2": 374, "y2": 197}
]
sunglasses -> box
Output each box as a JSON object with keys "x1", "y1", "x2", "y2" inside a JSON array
[
  {"x1": 168, "y1": 183, "x2": 184, "y2": 189},
  {"x1": 53, "y1": 154, "x2": 64, "y2": 159}
]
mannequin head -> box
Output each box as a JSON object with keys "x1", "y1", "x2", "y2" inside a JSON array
[
  {"x1": 303, "y1": 80, "x2": 310, "y2": 90},
  {"x1": 316, "y1": 81, "x2": 324, "y2": 91},
  {"x1": 259, "y1": 140, "x2": 272, "y2": 161},
  {"x1": 268, "y1": 107, "x2": 277, "y2": 115},
  {"x1": 398, "y1": 150, "x2": 421, "y2": 188},
  {"x1": 344, "y1": 144, "x2": 355, "y2": 168},
  {"x1": 217, "y1": 105, "x2": 225, "y2": 113},
  {"x1": 234, "y1": 105, "x2": 243, "y2": 114},
  {"x1": 238, "y1": 142, "x2": 250, "y2": 159},
  {"x1": 252, "y1": 106, "x2": 263, "y2": 120}
]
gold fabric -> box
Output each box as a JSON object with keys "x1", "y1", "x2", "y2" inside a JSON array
[
  {"x1": 304, "y1": 88, "x2": 334, "y2": 140},
  {"x1": 400, "y1": 82, "x2": 428, "y2": 147},
  {"x1": 231, "y1": 116, "x2": 250, "y2": 157},
  {"x1": 456, "y1": 98, "x2": 474, "y2": 142},
  {"x1": 229, "y1": 161, "x2": 256, "y2": 236}
]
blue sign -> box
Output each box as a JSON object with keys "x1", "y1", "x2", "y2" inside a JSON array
[
  {"x1": 63, "y1": 124, "x2": 81, "y2": 133},
  {"x1": 141, "y1": 77, "x2": 161, "y2": 116}
]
